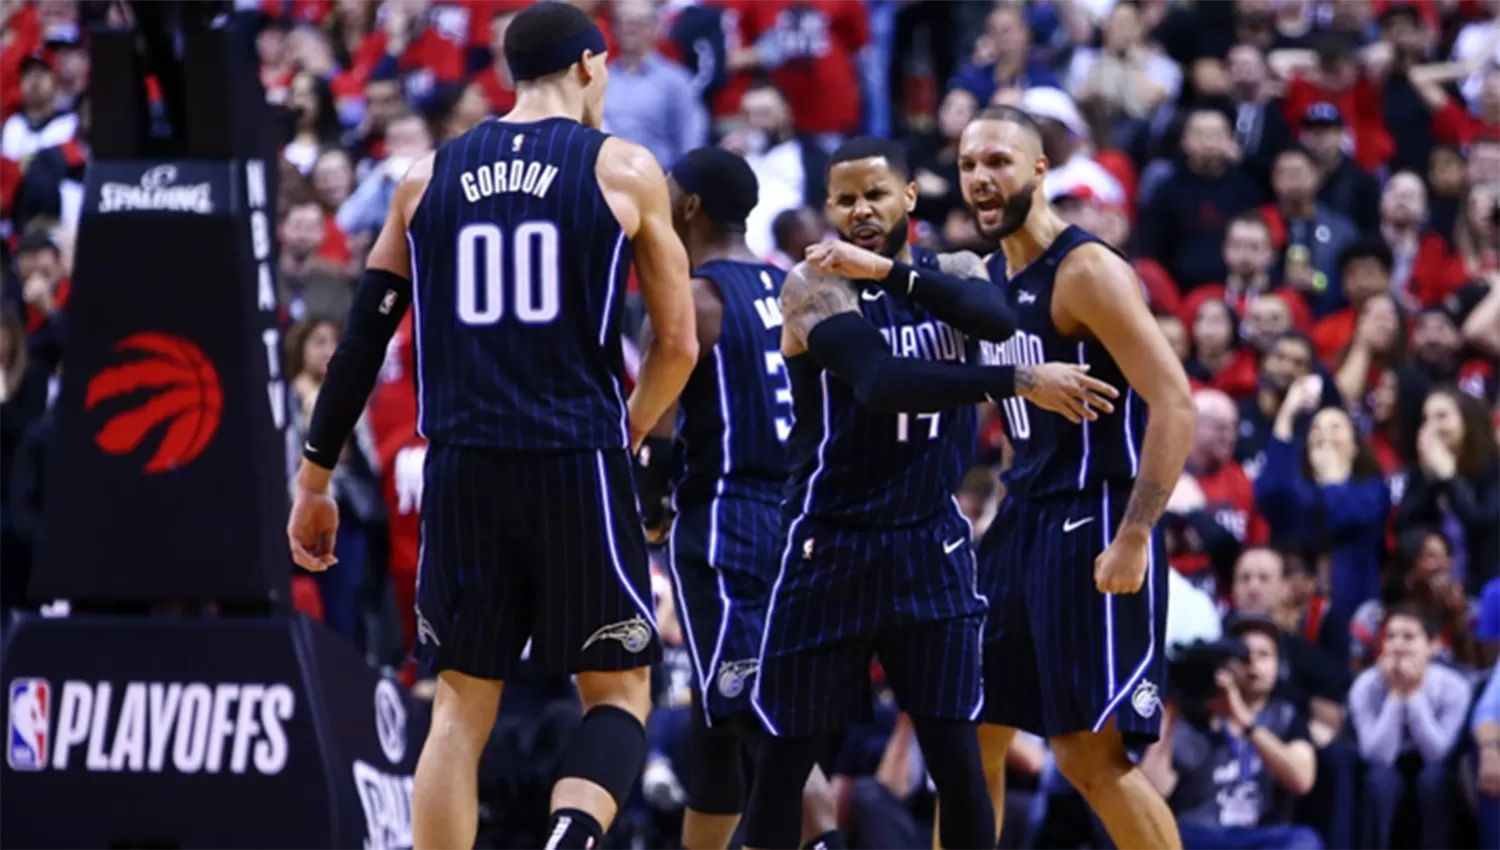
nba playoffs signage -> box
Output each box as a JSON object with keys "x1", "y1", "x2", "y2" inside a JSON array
[
  {"x1": 36, "y1": 157, "x2": 289, "y2": 605},
  {"x1": 1, "y1": 614, "x2": 428, "y2": 849}
]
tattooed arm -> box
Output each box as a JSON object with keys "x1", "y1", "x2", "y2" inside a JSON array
[
  {"x1": 780, "y1": 263, "x2": 1118, "y2": 416},
  {"x1": 1054, "y1": 244, "x2": 1195, "y2": 592}
]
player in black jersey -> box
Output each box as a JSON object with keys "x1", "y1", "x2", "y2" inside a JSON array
[
  {"x1": 286, "y1": 5, "x2": 700, "y2": 850},
  {"x1": 632, "y1": 147, "x2": 843, "y2": 850},
  {"x1": 739, "y1": 137, "x2": 1119, "y2": 850},
  {"x1": 953, "y1": 106, "x2": 1194, "y2": 850}
]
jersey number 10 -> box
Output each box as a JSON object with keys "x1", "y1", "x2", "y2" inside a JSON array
[{"x1": 455, "y1": 221, "x2": 561, "y2": 326}]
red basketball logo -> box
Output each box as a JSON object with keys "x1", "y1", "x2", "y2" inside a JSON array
[{"x1": 86, "y1": 333, "x2": 223, "y2": 473}]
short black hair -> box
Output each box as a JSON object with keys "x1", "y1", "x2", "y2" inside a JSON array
[
  {"x1": 973, "y1": 104, "x2": 1045, "y2": 149},
  {"x1": 826, "y1": 136, "x2": 910, "y2": 182},
  {"x1": 16, "y1": 231, "x2": 58, "y2": 257},
  {"x1": 1338, "y1": 238, "x2": 1394, "y2": 276},
  {"x1": 1385, "y1": 601, "x2": 1439, "y2": 639},
  {"x1": 772, "y1": 206, "x2": 817, "y2": 247},
  {"x1": 504, "y1": 1, "x2": 597, "y2": 74},
  {"x1": 670, "y1": 147, "x2": 760, "y2": 230}
]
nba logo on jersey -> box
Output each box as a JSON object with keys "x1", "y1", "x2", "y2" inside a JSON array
[{"x1": 8, "y1": 677, "x2": 51, "y2": 771}]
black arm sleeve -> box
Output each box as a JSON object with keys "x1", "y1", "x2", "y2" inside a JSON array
[
  {"x1": 806, "y1": 313, "x2": 1018, "y2": 413},
  {"x1": 877, "y1": 260, "x2": 1017, "y2": 342},
  {"x1": 303, "y1": 268, "x2": 412, "y2": 470}
]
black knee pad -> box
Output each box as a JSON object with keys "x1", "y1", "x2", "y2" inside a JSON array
[
  {"x1": 557, "y1": 704, "x2": 648, "y2": 809},
  {"x1": 744, "y1": 734, "x2": 820, "y2": 850},
  {"x1": 909, "y1": 715, "x2": 995, "y2": 850},
  {"x1": 685, "y1": 695, "x2": 748, "y2": 815}
]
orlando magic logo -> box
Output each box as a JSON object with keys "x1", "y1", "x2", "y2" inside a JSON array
[
  {"x1": 582, "y1": 615, "x2": 654, "y2": 653},
  {"x1": 415, "y1": 609, "x2": 441, "y2": 647},
  {"x1": 716, "y1": 658, "x2": 760, "y2": 698},
  {"x1": 1132, "y1": 679, "x2": 1160, "y2": 718}
]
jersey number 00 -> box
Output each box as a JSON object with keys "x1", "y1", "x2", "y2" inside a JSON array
[{"x1": 455, "y1": 221, "x2": 562, "y2": 326}]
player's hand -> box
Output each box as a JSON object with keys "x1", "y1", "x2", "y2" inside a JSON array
[
  {"x1": 288, "y1": 484, "x2": 340, "y2": 572},
  {"x1": 804, "y1": 239, "x2": 893, "y2": 281},
  {"x1": 1479, "y1": 746, "x2": 1500, "y2": 798},
  {"x1": 1094, "y1": 531, "x2": 1148, "y2": 594},
  {"x1": 1019, "y1": 363, "x2": 1119, "y2": 424}
]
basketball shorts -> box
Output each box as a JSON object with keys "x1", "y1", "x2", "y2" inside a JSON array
[
  {"x1": 751, "y1": 506, "x2": 988, "y2": 737},
  {"x1": 978, "y1": 483, "x2": 1169, "y2": 743},
  {"x1": 414, "y1": 445, "x2": 661, "y2": 679},
  {"x1": 665, "y1": 497, "x2": 780, "y2": 724}
]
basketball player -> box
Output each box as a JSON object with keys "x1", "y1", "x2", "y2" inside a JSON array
[
  {"x1": 634, "y1": 146, "x2": 843, "y2": 850},
  {"x1": 956, "y1": 105, "x2": 1194, "y2": 849},
  {"x1": 740, "y1": 137, "x2": 1120, "y2": 850},
  {"x1": 285, "y1": 5, "x2": 699, "y2": 849}
]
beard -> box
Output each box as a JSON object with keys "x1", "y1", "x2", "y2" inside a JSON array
[
  {"x1": 840, "y1": 215, "x2": 910, "y2": 258},
  {"x1": 976, "y1": 180, "x2": 1035, "y2": 240}
]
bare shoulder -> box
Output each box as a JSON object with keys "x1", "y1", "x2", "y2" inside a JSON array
[
  {"x1": 596, "y1": 136, "x2": 666, "y2": 193},
  {"x1": 393, "y1": 152, "x2": 436, "y2": 220},
  {"x1": 1054, "y1": 241, "x2": 1135, "y2": 291},
  {"x1": 596, "y1": 137, "x2": 667, "y2": 237},
  {"x1": 936, "y1": 249, "x2": 989, "y2": 279},
  {"x1": 1053, "y1": 242, "x2": 1148, "y2": 332}
]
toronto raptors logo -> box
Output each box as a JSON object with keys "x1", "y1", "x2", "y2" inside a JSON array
[{"x1": 86, "y1": 333, "x2": 223, "y2": 473}]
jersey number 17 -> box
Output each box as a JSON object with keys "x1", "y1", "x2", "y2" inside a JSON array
[{"x1": 455, "y1": 221, "x2": 561, "y2": 326}]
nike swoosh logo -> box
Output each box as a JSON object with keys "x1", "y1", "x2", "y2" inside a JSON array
[
  {"x1": 943, "y1": 538, "x2": 966, "y2": 554},
  {"x1": 861, "y1": 288, "x2": 884, "y2": 302},
  {"x1": 1062, "y1": 517, "x2": 1095, "y2": 533}
]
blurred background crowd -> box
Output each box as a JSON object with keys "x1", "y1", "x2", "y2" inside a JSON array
[{"x1": 2, "y1": 0, "x2": 1500, "y2": 848}]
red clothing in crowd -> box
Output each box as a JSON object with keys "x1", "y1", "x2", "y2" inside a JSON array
[
  {"x1": 1312, "y1": 308, "x2": 1356, "y2": 363},
  {"x1": 1430, "y1": 98, "x2": 1500, "y2": 148},
  {"x1": 24, "y1": 279, "x2": 68, "y2": 334},
  {"x1": 1, "y1": 3, "x2": 39, "y2": 118},
  {"x1": 366, "y1": 313, "x2": 423, "y2": 654},
  {"x1": 715, "y1": 0, "x2": 868, "y2": 133},
  {"x1": 475, "y1": 64, "x2": 516, "y2": 114},
  {"x1": 1411, "y1": 231, "x2": 1484, "y2": 307},
  {"x1": 1171, "y1": 459, "x2": 1269, "y2": 577},
  {"x1": 350, "y1": 26, "x2": 465, "y2": 93},
  {"x1": 1282, "y1": 75, "x2": 1394, "y2": 172}
]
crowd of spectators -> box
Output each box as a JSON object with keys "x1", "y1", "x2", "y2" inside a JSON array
[{"x1": 2, "y1": 0, "x2": 1500, "y2": 848}]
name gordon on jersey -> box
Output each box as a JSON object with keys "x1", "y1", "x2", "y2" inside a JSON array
[
  {"x1": 459, "y1": 158, "x2": 561, "y2": 203},
  {"x1": 878, "y1": 320, "x2": 966, "y2": 363},
  {"x1": 29, "y1": 681, "x2": 296, "y2": 775}
]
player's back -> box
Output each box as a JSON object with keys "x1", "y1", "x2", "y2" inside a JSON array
[
  {"x1": 673, "y1": 260, "x2": 793, "y2": 508},
  {"x1": 783, "y1": 246, "x2": 978, "y2": 527},
  {"x1": 406, "y1": 117, "x2": 633, "y2": 451},
  {"x1": 983, "y1": 225, "x2": 1145, "y2": 500}
]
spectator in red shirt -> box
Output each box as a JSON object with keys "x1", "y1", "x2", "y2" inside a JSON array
[
  {"x1": 474, "y1": 7, "x2": 518, "y2": 115},
  {"x1": 1413, "y1": 180, "x2": 1499, "y2": 307},
  {"x1": 351, "y1": 0, "x2": 465, "y2": 111},
  {"x1": 1186, "y1": 297, "x2": 1259, "y2": 400},
  {"x1": 1377, "y1": 170, "x2": 1444, "y2": 308},
  {"x1": 1281, "y1": 34, "x2": 1393, "y2": 173},
  {"x1": 720, "y1": 0, "x2": 868, "y2": 139},
  {"x1": 1413, "y1": 62, "x2": 1500, "y2": 149},
  {"x1": 1166, "y1": 388, "x2": 1270, "y2": 593},
  {"x1": 1314, "y1": 239, "x2": 1395, "y2": 364},
  {"x1": 365, "y1": 311, "x2": 423, "y2": 665},
  {"x1": 1334, "y1": 292, "x2": 1409, "y2": 410}
]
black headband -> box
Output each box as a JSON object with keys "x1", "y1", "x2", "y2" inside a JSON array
[
  {"x1": 672, "y1": 159, "x2": 756, "y2": 226},
  {"x1": 507, "y1": 25, "x2": 608, "y2": 82}
]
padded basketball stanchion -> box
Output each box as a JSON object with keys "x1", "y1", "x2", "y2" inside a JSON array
[{"x1": 3, "y1": 15, "x2": 427, "y2": 849}]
